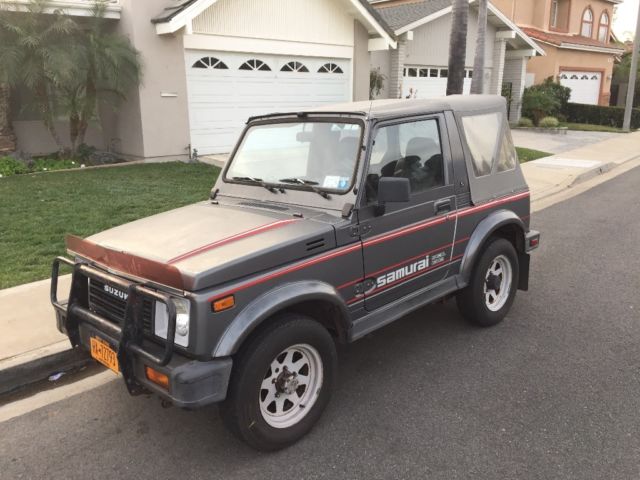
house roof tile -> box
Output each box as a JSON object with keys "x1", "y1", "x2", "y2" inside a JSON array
[{"x1": 521, "y1": 27, "x2": 623, "y2": 52}]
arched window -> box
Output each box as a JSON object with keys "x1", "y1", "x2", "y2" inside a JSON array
[
  {"x1": 239, "y1": 59, "x2": 271, "y2": 71},
  {"x1": 318, "y1": 63, "x2": 343, "y2": 74},
  {"x1": 192, "y1": 57, "x2": 228, "y2": 69},
  {"x1": 280, "y1": 61, "x2": 309, "y2": 72},
  {"x1": 581, "y1": 8, "x2": 593, "y2": 37},
  {"x1": 598, "y1": 11, "x2": 610, "y2": 43}
]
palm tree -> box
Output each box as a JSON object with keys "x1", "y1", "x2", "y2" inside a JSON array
[
  {"x1": 0, "y1": 0, "x2": 77, "y2": 150},
  {"x1": 447, "y1": 0, "x2": 469, "y2": 95},
  {"x1": 0, "y1": 83, "x2": 15, "y2": 152},
  {"x1": 470, "y1": 0, "x2": 488, "y2": 94},
  {"x1": 63, "y1": 1, "x2": 141, "y2": 151}
]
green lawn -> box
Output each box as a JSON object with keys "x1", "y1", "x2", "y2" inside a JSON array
[
  {"x1": 0, "y1": 162, "x2": 219, "y2": 289},
  {"x1": 561, "y1": 122, "x2": 628, "y2": 133},
  {"x1": 515, "y1": 147, "x2": 552, "y2": 162}
]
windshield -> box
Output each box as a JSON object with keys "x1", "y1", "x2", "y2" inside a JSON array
[{"x1": 225, "y1": 121, "x2": 362, "y2": 193}]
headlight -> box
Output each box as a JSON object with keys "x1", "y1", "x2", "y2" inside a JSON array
[{"x1": 154, "y1": 297, "x2": 190, "y2": 347}]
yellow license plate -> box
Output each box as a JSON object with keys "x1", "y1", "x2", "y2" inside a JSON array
[{"x1": 90, "y1": 336, "x2": 119, "y2": 374}]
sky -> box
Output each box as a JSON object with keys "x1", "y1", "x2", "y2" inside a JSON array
[{"x1": 614, "y1": 0, "x2": 639, "y2": 40}]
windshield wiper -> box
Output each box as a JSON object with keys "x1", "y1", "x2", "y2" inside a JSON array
[
  {"x1": 232, "y1": 176, "x2": 278, "y2": 193},
  {"x1": 279, "y1": 178, "x2": 331, "y2": 199}
]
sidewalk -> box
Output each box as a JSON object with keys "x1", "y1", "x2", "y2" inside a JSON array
[
  {"x1": 1, "y1": 131, "x2": 639, "y2": 394},
  {"x1": 521, "y1": 130, "x2": 640, "y2": 203}
]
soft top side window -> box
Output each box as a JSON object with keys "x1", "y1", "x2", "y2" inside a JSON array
[
  {"x1": 365, "y1": 118, "x2": 445, "y2": 203},
  {"x1": 461, "y1": 111, "x2": 516, "y2": 177}
]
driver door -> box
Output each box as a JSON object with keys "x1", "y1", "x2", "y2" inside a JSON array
[{"x1": 358, "y1": 114, "x2": 458, "y2": 311}]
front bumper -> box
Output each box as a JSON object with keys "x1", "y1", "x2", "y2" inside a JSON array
[
  {"x1": 79, "y1": 324, "x2": 232, "y2": 408},
  {"x1": 51, "y1": 257, "x2": 232, "y2": 408}
]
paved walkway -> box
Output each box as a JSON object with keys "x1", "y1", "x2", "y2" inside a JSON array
[
  {"x1": 512, "y1": 129, "x2": 621, "y2": 154},
  {"x1": 1, "y1": 131, "x2": 639, "y2": 380}
]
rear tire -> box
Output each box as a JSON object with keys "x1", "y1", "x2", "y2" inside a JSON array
[
  {"x1": 456, "y1": 237, "x2": 519, "y2": 327},
  {"x1": 220, "y1": 313, "x2": 337, "y2": 451}
]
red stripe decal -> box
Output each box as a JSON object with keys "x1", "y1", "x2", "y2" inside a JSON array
[
  {"x1": 456, "y1": 191, "x2": 530, "y2": 218},
  {"x1": 337, "y1": 236, "x2": 470, "y2": 291},
  {"x1": 208, "y1": 243, "x2": 362, "y2": 301},
  {"x1": 207, "y1": 191, "x2": 528, "y2": 301},
  {"x1": 168, "y1": 219, "x2": 298, "y2": 264},
  {"x1": 346, "y1": 255, "x2": 464, "y2": 305}
]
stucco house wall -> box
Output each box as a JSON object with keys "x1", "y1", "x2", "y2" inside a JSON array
[{"x1": 526, "y1": 45, "x2": 615, "y2": 104}]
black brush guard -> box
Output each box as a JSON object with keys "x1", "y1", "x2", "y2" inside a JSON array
[{"x1": 51, "y1": 256, "x2": 177, "y2": 395}]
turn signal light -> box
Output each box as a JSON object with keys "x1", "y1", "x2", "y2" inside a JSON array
[
  {"x1": 145, "y1": 366, "x2": 169, "y2": 390},
  {"x1": 212, "y1": 295, "x2": 235, "y2": 312}
]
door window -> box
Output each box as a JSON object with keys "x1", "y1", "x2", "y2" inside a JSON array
[{"x1": 366, "y1": 119, "x2": 445, "y2": 202}]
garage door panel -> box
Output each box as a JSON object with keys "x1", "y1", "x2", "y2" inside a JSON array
[
  {"x1": 559, "y1": 71, "x2": 601, "y2": 105},
  {"x1": 186, "y1": 51, "x2": 350, "y2": 154}
]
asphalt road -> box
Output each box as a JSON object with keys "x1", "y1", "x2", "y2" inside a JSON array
[{"x1": 2, "y1": 167, "x2": 639, "y2": 480}]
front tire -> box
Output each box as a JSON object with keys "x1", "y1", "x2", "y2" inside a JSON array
[
  {"x1": 456, "y1": 237, "x2": 519, "y2": 327},
  {"x1": 220, "y1": 314, "x2": 337, "y2": 451}
]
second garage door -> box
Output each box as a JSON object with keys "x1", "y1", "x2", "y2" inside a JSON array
[
  {"x1": 559, "y1": 71, "x2": 602, "y2": 105},
  {"x1": 401, "y1": 66, "x2": 473, "y2": 99},
  {"x1": 186, "y1": 51, "x2": 351, "y2": 154}
]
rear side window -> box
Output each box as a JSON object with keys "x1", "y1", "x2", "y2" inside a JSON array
[
  {"x1": 497, "y1": 127, "x2": 517, "y2": 172},
  {"x1": 461, "y1": 112, "x2": 516, "y2": 176},
  {"x1": 461, "y1": 113, "x2": 501, "y2": 177}
]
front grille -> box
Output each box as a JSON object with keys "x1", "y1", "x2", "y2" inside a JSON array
[{"x1": 88, "y1": 279, "x2": 153, "y2": 334}]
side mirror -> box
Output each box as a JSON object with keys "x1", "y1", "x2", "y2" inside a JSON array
[{"x1": 376, "y1": 177, "x2": 410, "y2": 215}]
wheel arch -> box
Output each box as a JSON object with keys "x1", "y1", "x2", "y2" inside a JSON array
[
  {"x1": 459, "y1": 209, "x2": 527, "y2": 287},
  {"x1": 212, "y1": 281, "x2": 350, "y2": 357}
]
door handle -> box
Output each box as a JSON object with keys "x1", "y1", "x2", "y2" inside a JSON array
[{"x1": 434, "y1": 199, "x2": 452, "y2": 215}]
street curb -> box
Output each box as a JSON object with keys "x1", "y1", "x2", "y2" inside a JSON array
[
  {"x1": 0, "y1": 341, "x2": 91, "y2": 396},
  {"x1": 570, "y1": 154, "x2": 640, "y2": 188}
]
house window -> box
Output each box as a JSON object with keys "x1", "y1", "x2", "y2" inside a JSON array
[
  {"x1": 192, "y1": 57, "x2": 228, "y2": 69},
  {"x1": 581, "y1": 8, "x2": 593, "y2": 37},
  {"x1": 318, "y1": 63, "x2": 343, "y2": 74},
  {"x1": 419, "y1": 68, "x2": 429, "y2": 77},
  {"x1": 429, "y1": 69, "x2": 438, "y2": 77},
  {"x1": 598, "y1": 11, "x2": 610, "y2": 43},
  {"x1": 239, "y1": 59, "x2": 271, "y2": 71},
  {"x1": 439, "y1": 69, "x2": 448, "y2": 78},
  {"x1": 281, "y1": 61, "x2": 309, "y2": 72},
  {"x1": 550, "y1": 0, "x2": 559, "y2": 28}
]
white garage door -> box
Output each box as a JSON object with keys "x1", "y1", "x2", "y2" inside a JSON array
[
  {"x1": 186, "y1": 51, "x2": 351, "y2": 154},
  {"x1": 402, "y1": 66, "x2": 472, "y2": 99},
  {"x1": 559, "y1": 71, "x2": 601, "y2": 105}
]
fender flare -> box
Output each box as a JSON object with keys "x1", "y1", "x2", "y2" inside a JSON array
[
  {"x1": 212, "y1": 280, "x2": 350, "y2": 357},
  {"x1": 459, "y1": 209, "x2": 526, "y2": 285}
]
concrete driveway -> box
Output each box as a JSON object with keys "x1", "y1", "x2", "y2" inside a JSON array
[{"x1": 511, "y1": 129, "x2": 621, "y2": 154}]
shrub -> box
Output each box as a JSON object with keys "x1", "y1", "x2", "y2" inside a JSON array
[
  {"x1": 566, "y1": 103, "x2": 640, "y2": 129},
  {"x1": 539, "y1": 116, "x2": 560, "y2": 128},
  {"x1": 522, "y1": 88, "x2": 559, "y2": 125},
  {"x1": 522, "y1": 77, "x2": 571, "y2": 125},
  {"x1": 0, "y1": 156, "x2": 28, "y2": 177},
  {"x1": 518, "y1": 117, "x2": 534, "y2": 128}
]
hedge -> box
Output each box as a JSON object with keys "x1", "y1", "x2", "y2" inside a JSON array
[{"x1": 566, "y1": 103, "x2": 640, "y2": 129}]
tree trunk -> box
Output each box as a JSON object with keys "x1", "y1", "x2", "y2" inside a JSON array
[
  {"x1": 470, "y1": 0, "x2": 488, "y2": 94},
  {"x1": 447, "y1": 0, "x2": 469, "y2": 96},
  {"x1": 35, "y1": 81, "x2": 64, "y2": 152},
  {"x1": 0, "y1": 83, "x2": 16, "y2": 153},
  {"x1": 77, "y1": 72, "x2": 97, "y2": 150}
]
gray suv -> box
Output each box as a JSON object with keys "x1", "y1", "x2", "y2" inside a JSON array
[{"x1": 51, "y1": 95, "x2": 540, "y2": 451}]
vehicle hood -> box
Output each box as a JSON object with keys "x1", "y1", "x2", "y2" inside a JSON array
[{"x1": 78, "y1": 201, "x2": 337, "y2": 291}]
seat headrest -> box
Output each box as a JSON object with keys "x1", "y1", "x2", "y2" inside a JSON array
[{"x1": 406, "y1": 137, "x2": 439, "y2": 160}]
